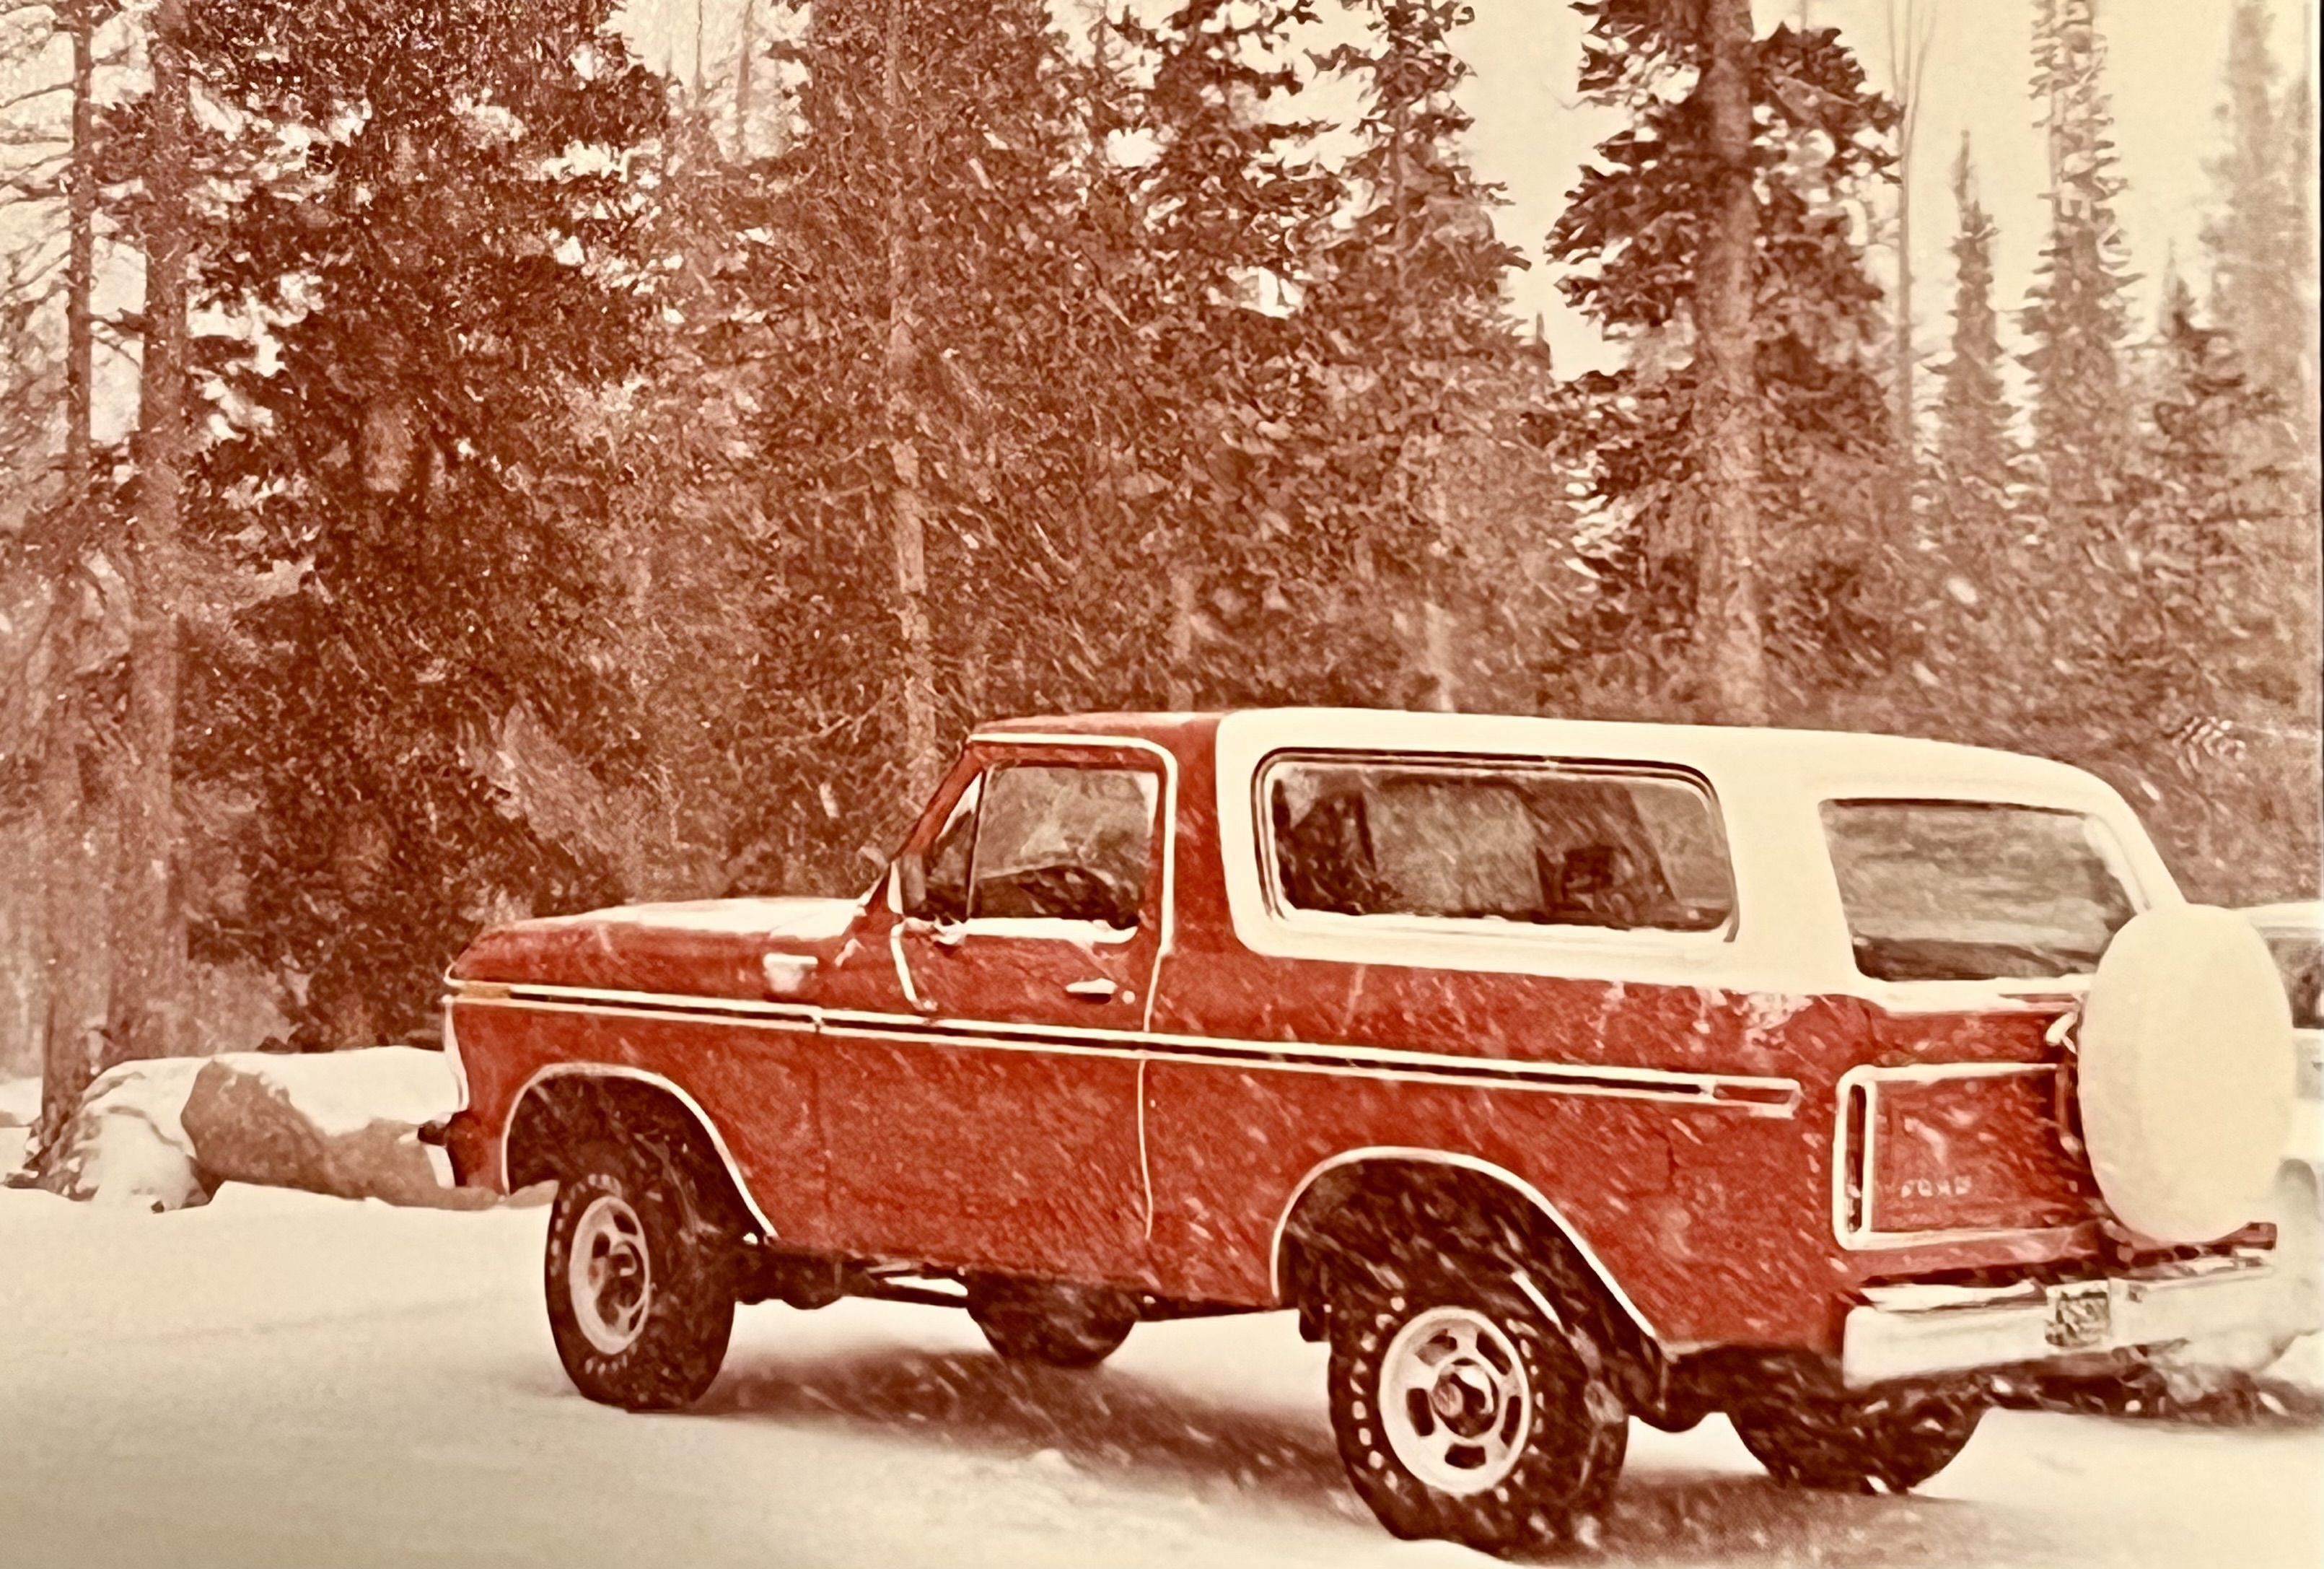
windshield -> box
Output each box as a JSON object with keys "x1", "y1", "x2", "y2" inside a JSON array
[
  {"x1": 2261, "y1": 930, "x2": 2323, "y2": 1031},
  {"x1": 1821, "y1": 800, "x2": 2139, "y2": 982}
]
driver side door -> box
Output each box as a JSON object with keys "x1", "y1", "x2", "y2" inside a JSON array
[{"x1": 823, "y1": 740, "x2": 1169, "y2": 1284}]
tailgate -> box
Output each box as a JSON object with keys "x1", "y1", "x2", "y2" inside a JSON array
[{"x1": 1835, "y1": 1059, "x2": 2095, "y2": 1247}]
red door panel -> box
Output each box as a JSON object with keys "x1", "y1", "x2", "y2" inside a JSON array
[
  {"x1": 815, "y1": 740, "x2": 1170, "y2": 1286},
  {"x1": 818, "y1": 1033, "x2": 1146, "y2": 1280}
]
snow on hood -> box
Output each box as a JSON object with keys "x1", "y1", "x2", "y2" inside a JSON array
[{"x1": 543, "y1": 896, "x2": 864, "y2": 941}]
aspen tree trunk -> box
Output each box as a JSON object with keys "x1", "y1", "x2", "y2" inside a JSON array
[
  {"x1": 35, "y1": 0, "x2": 112, "y2": 1148},
  {"x1": 105, "y1": 0, "x2": 193, "y2": 1065},
  {"x1": 1693, "y1": 0, "x2": 1770, "y2": 722},
  {"x1": 881, "y1": 0, "x2": 941, "y2": 797}
]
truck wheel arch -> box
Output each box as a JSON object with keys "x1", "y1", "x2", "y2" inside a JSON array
[
  {"x1": 1271, "y1": 1148, "x2": 1663, "y2": 1368},
  {"x1": 504, "y1": 1065, "x2": 773, "y2": 1240}
]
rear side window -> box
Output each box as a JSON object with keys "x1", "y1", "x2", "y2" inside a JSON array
[
  {"x1": 1263, "y1": 756, "x2": 1732, "y2": 934},
  {"x1": 1820, "y1": 800, "x2": 2139, "y2": 982}
]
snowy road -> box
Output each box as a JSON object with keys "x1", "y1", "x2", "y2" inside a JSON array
[{"x1": 4, "y1": 1188, "x2": 2318, "y2": 1569}]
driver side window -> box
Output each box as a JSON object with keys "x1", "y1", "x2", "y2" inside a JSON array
[{"x1": 969, "y1": 764, "x2": 1157, "y2": 929}]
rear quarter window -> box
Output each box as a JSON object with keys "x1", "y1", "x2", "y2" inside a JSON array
[{"x1": 1820, "y1": 800, "x2": 2139, "y2": 982}]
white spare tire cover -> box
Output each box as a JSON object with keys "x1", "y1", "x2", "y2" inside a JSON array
[{"x1": 2077, "y1": 904, "x2": 2294, "y2": 1244}]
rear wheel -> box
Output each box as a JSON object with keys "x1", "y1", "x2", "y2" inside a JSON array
[
  {"x1": 1327, "y1": 1251, "x2": 1627, "y2": 1554},
  {"x1": 544, "y1": 1139, "x2": 736, "y2": 1410},
  {"x1": 1729, "y1": 1389, "x2": 1981, "y2": 1493},
  {"x1": 967, "y1": 1279, "x2": 1136, "y2": 1368}
]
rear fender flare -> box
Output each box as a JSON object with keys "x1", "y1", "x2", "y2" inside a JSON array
[{"x1": 1268, "y1": 1145, "x2": 1663, "y2": 1350}]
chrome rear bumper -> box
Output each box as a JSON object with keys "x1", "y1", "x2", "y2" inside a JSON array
[{"x1": 1841, "y1": 1254, "x2": 2279, "y2": 1387}]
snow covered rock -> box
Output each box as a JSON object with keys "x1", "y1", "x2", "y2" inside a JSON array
[
  {"x1": 180, "y1": 1049, "x2": 494, "y2": 1211},
  {"x1": 32, "y1": 1058, "x2": 211, "y2": 1212},
  {"x1": 35, "y1": 1046, "x2": 488, "y2": 1212}
]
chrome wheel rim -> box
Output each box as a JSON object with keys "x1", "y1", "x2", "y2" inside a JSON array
[
  {"x1": 569, "y1": 1194, "x2": 652, "y2": 1355},
  {"x1": 1379, "y1": 1305, "x2": 1532, "y2": 1495}
]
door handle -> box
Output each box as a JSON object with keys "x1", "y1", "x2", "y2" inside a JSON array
[{"x1": 1063, "y1": 977, "x2": 1119, "y2": 1002}]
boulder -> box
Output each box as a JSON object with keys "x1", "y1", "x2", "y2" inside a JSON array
[
  {"x1": 32, "y1": 1059, "x2": 211, "y2": 1212},
  {"x1": 178, "y1": 1057, "x2": 497, "y2": 1211}
]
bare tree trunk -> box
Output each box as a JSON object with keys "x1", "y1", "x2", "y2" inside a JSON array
[
  {"x1": 881, "y1": 0, "x2": 940, "y2": 798},
  {"x1": 734, "y1": 0, "x2": 755, "y2": 158},
  {"x1": 1887, "y1": 139, "x2": 1915, "y2": 555},
  {"x1": 1389, "y1": 96, "x2": 1408, "y2": 290},
  {"x1": 1692, "y1": 0, "x2": 1769, "y2": 723},
  {"x1": 1887, "y1": 0, "x2": 1937, "y2": 540},
  {"x1": 63, "y1": 3, "x2": 93, "y2": 489},
  {"x1": 105, "y1": 0, "x2": 192, "y2": 1066},
  {"x1": 1421, "y1": 600, "x2": 1458, "y2": 712},
  {"x1": 693, "y1": 0, "x2": 706, "y2": 102},
  {"x1": 35, "y1": 0, "x2": 110, "y2": 1148},
  {"x1": 1893, "y1": 180, "x2": 1913, "y2": 484},
  {"x1": 1165, "y1": 566, "x2": 1196, "y2": 712},
  {"x1": 34, "y1": 676, "x2": 108, "y2": 1145}
]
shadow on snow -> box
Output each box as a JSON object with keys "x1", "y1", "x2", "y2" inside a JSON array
[{"x1": 685, "y1": 1339, "x2": 2038, "y2": 1565}]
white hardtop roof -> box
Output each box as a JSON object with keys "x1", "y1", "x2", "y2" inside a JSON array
[{"x1": 1214, "y1": 708, "x2": 2114, "y2": 805}]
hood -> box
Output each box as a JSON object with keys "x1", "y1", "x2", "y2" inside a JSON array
[
  {"x1": 451, "y1": 895, "x2": 869, "y2": 998},
  {"x1": 532, "y1": 896, "x2": 865, "y2": 942}
]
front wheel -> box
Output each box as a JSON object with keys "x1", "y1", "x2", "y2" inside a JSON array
[
  {"x1": 1328, "y1": 1259, "x2": 1627, "y2": 1554},
  {"x1": 544, "y1": 1139, "x2": 736, "y2": 1410},
  {"x1": 1730, "y1": 1390, "x2": 1981, "y2": 1493}
]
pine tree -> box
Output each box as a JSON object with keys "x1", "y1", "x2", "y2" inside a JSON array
[
  {"x1": 745, "y1": 0, "x2": 1095, "y2": 846},
  {"x1": 2201, "y1": 0, "x2": 2307, "y2": 437},
  {"x1": 2089, "y1": 279, "x2": 2305, "y2": 722},
  {"x1": 1931, "y1": 134, "x2": 2016, "y2": 545},
  {"x1": 1308, "y1": 0, "x2": 1524, "y2": 710},
  {"x1": 561, "y1": 88, "x2": 794, "y2": 904},
  {"x1": 1543, "y1": 7, "x2": 1895, "y2": 712},
  {"x1": 2022, "y1": 0, "x2": 2134, "y2": 534},
  {"x1": 1106, "y1": 0, "x2": 1344, "y2": 709},
  {"x1": 180, "y1": 0, "x2": 667, "y2": 1046}
]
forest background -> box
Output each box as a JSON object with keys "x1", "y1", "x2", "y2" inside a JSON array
[{"x1": 0, "y1": 0, "x2": 2316, "y2": 1141}]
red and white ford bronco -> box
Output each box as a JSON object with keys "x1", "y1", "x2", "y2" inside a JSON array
[{"x1": 432, "y1": 709, "x2": 2294, "y2": 1553}]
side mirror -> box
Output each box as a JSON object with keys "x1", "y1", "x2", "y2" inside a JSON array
[{"x1": 895, "y1": 850, "x2": 928, "y2": 917}]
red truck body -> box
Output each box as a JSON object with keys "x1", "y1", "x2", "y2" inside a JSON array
[{"x1": 440, "y1": 710, "x2": 2271, "y2": 1369}]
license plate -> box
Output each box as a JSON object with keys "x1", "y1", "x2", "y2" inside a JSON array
[{"x1": 2045, "y1": 1282, "x2": 2113, "y2": 1351}]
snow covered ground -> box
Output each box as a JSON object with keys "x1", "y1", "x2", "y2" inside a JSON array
[{"x1": 1, "y1": 1186, "x2": 2317, "y2": 1569}]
